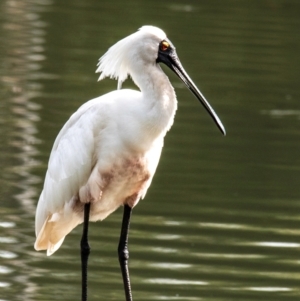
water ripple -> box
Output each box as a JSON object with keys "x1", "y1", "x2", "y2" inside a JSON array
[{"x1": 146, "y1": 278, "x2": 208, "y2": 286}]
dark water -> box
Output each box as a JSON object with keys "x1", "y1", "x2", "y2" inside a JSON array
[{"x1": 1, "y1": 0, "x2": 300, "y2": 300}]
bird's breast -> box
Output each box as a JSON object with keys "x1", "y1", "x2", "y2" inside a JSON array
[
  {"x1": 101, "y1": 156, "x2": 151, "y2": 197},
  {"x1": 81, "y1": 154, "x2": 154, "y2": 222}
]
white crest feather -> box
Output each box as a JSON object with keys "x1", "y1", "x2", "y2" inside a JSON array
[{"x1": 96, "y1": 26, "x2": 166, "y2": 88}]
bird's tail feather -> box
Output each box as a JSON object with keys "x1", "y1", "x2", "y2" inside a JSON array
[{"x1": 34, "y1": 212, "x2": 81, "y2": 256}]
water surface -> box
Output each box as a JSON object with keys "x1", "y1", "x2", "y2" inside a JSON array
[{"x1": 0, "y1": 0, "x2": 300, "y2": 300}]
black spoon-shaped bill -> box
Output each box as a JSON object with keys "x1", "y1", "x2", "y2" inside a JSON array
[{"x1": 157, "y1": 39, "x2": 226, "y2": 136}]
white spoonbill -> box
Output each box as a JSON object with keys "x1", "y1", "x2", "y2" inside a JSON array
[{"x1": 34, "y1": 25, "x2": 226, "y2": 301}]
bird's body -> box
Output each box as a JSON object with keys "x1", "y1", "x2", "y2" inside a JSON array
[
  {"x1": 34, "y1": 25, "x2": 225, "y2": 300},
  {"x1": 35, "y1": 28, "x2": 177, "y2": 255}
]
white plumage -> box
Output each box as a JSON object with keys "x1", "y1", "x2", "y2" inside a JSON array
[
  {"x1": 35, "y1": 26, "x2": 177, "y2": 255},
  {"x1": 34, "y1": 25, "x2": 225, "y2": 257}
]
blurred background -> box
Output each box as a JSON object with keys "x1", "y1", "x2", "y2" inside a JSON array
[{"x1": 0, "y1": 0, "x2": 300, "y2": 300}]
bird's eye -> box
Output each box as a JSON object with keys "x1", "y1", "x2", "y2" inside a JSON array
[{"x1": 160, "y1": 41, "x2": 170, "y2": 51}]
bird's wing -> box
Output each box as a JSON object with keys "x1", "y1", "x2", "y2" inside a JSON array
[{"x1": 35, "y1": 98, "x2": 102, "y2": 254}]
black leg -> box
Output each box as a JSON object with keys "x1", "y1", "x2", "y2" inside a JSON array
[
  {"x1": 81, "y1": 203, "x2": 91, "y2": 301},
  {"x1": 118, "y1": 204, "x2": 133, "y2": 301}
]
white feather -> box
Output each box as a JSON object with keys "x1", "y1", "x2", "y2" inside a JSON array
[
  {"x1": 35, "y1": 26, "x2": 178, "y2": 255},
  {"x1": 96, "y1": 26, "x2": 166, "y2": 87}
]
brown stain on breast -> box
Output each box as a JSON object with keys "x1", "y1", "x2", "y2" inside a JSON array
[
  {"x1": 101, "y1": 157, "x2": 151, "y2": 185},
  {"x1": 100, "y1": 171, "x2": 114, "y2": 190},
  {"x1": 72, "y1": 155, "x2": 152, "y2": 214},
  {"x1": 71, "y1": 193, "x2": 84, "y2": 214},
  {"x1": 122, "y1": 158, "x2": 151, "y2": 207}
]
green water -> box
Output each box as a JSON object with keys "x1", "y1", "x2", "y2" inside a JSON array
[{"x1": 0, "y1": 0, "x2": 300, "y2": 300}]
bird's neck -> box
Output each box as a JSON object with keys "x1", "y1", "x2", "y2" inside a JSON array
[{"x1": 131, "y1": 64, "x2": 178, "y2": 137}]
